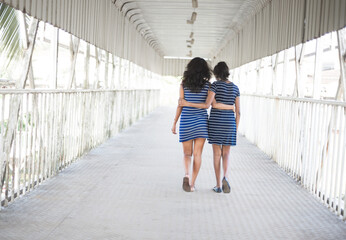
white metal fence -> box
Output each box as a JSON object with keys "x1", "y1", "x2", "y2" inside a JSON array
[
  {"x1": 239, "y1": 94, "x2": 346, "y2": 219},
  {"x1": 0, "y1": 89, "x2": 160, "y2": 207}
]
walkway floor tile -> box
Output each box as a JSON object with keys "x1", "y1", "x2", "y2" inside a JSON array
[{"x1": 0, "y1": 107, "x2": 345, "y2": 240}]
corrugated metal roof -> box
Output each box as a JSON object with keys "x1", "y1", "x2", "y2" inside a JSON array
[
  {"x1": 1, "y1": 0, "x2": 345, "y2": 76},
  {"x1": 117, "y1": 0, "x2": 269, "y2": 58}
]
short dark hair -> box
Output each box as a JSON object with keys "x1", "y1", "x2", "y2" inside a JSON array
[{"x1": 213, "y1": 62, "x2": 229, "y2": 81}]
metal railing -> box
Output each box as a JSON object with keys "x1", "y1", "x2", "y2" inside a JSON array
[
  {"x1": 239, "y1": 94, "x2": 346, "y2": 219},
  {"x1": 0, "y1": 89, "x2": 160, "y2": 207}
]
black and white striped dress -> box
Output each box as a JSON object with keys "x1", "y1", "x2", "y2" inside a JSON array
[{"x1": 208, "y1": 81, "x2": 240, "y2": 146}]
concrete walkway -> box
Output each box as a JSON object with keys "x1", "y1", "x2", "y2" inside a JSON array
[{"x1": 0, "y1": 107, "x2": 345, "y2": 240}]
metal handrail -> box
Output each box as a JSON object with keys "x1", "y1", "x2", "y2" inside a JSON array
[
  {"x1": 241, "y1": 93, "x2": 346, "y2": 107},
  {"x1": 0, "y1": 88, "x2": 160, "y2": 94},
  {"x1": 0, "y1": 89, "x2": 160, "y2": 208},
  {"x1": 239, "y1": 94, "x2": 346, "y2": 219}
]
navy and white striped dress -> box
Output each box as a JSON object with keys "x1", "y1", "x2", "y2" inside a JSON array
[
  {"x1": 179, "y1": 83, "x2": 209, "y2": 142},
  {"x1": 208, "y1": 81, "x2": 240, "y2": 146}
]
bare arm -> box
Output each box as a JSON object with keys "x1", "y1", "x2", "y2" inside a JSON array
[
  {"x1": 211, "y1": 99, "x2": 235, "y2": 111},
  {"x1": 171, "y1": 85, "x2": 184, "y2": 134},
  {"x1": 235, "y1": 96, "x2": 240, "y2": 130},
  {"x1": 178, "y1": 90, "x2": 215, "y2": 109}
]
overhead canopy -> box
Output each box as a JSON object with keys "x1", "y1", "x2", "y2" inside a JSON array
[
  {"x1": 213, "y1": 0, "x2": 346, "y2": 69},
  {"x1": 0, "y1": 0, "x2": 164, "y2": 74},
  {"x1": 120, "y1": 0, "x2": 269, "y2": 58},
  {"x1": 1, "y1": 0, "x2": 345, "y2": 76}
]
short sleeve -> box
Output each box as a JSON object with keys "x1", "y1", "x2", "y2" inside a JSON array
[
  {"x1": 236, "y1": 85, "x2": 240, "y2": 97},
  {"x1": 210, "y1": 81, "x2": 217, "y2": 93}
]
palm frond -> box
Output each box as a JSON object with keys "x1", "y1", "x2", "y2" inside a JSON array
[{"x1": 0, "y1": 3, "x2": 21, "y2": 68}]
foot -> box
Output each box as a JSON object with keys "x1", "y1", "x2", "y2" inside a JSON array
[
  {"x1": 222, "y1": 177, "x2": 231, "y2": 193},
  {"x1": 190, "y1": 186, "x2": 195, "y2": 192},
  {"x1": 213, "y1": 186, "x2": 222, "y2": 193},
  {"x1": 182, "y1": 176, "x2": 191, "y2": 192}
]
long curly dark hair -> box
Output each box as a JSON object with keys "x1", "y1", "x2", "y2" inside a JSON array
[
  {"x1": 213, "y1": 62, "x2": 229, "y2": 81},
  {"x1": 182, "y1": 57, "x2": 211, "y2": 93}
]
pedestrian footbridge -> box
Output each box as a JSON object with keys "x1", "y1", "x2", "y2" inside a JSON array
[
  {"x1": 0, "y1": 0, "x2": 346, "y2": 239},
  {"x1": 0, "y1": 107, "x2": 346, "y2": 239}
]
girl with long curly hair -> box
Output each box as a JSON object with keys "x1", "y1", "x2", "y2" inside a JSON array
[{"x1": 171, "y1": 57, "x2": 233, "y2": 192}]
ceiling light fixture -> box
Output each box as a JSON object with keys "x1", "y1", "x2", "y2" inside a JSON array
[
  {"x1": 192, "y1": 0, "x2": 198, "y2": 8},
  {"x1": 187, "y1": 12, "x2": 197, "y2": 24},
  {"x1": 186, "y1": 38, "x2": 195, "y2": 44},
  {"x1": 191, "y1": 12, "x2": 197, "y2": 22}
]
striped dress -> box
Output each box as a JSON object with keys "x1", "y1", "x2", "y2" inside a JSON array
[
  {"x1": 208, "y1": 81, "x2": 240, "y2": 146},
  {"x1": 179, "y1": 83, "x2": 209, "y2": 142}
]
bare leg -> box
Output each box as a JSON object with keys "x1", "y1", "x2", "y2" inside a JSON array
[
  {"x1": 190, "y1": 138, "x2": 206, "y2": 190},
  {"x1": 182, "y1": 140, "x2": 193, "y2": 177},
  {"x1": 212, "y1": 144, "x2": 222, "y2": 187},
  {"x1": 181, "y1": 140, "x2": 193, "y2": 192},
  {"x1": 222, "y1": 145, "x2": 231, "y2": 179}
]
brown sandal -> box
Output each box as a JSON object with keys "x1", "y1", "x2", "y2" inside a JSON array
[
  {"x1": 182, "y1": 176, "x2": 191, "y2": 192},
  {"x1": 222, "y1": 177, "x2": 231, "y2": 193}
]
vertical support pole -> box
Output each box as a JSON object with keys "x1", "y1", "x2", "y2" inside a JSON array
[
  {"x1": 294, "y1": 43, "x2": 306, "y2": 97},
  {"x1": 19, "y1": 13, "x2": 35, "y2": 89},
  {"x1": 84, "y1": 43, "x2": 90, "y2": 89},
  {"x1": 255, "y1": 59, "x2": 262, "y2": 94},
  {"x1": 15, "y1": 18, "x2": 39, "y2": 88},
  {"x1": 128, "y1": 61, "x2": 132, "y2": 89},
  {"x1": 244, "y1": 64, "x2": 250, "y2": 94},
  {"x1": 336, "y1": 28, "x2": 346, "y2": 101},
  {"x1": 110, "y1": 55, "x2": 116, "y2": 89},
  {"x1": 345, "y1": 177, "x2": 346, "y2": 220},
  {"x1": 94, "y1": 47, "x2": 100, "y2": 89},
  {"x1": 67, "y1": 36, "x2": 80, "y2": 89},
  {"x1": 50, "y1": 27, "x2": 59, "y2": 89},
  {"x1": 282, "y1": 49, "x2": 289, "y2": 96},
  {"x1": 313, "y1": 38, "x2": 323, "y2": 99},
  {"x1": 118, "y1": 58, "x2": 123, "y2": 89},
  {"x1": 105, "y1": 52, "x2": 109, "y2": 89},
  {"x1": 28, "y1": 68, "x2": 35, "y2": 89},
  {"x1": 271, "y1": 54, "x2": 278, "y2": 95}
]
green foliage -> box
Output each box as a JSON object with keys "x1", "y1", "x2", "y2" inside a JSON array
[
  {"x1": 0, "y1": 113, "x2": 34, "y2": 133},
  {"x1": 16, "y1": 113, "x2": 35, "y2": 131},
  {"x1": 0, "y1": 3, "x2": 21, "y2": 68}
]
